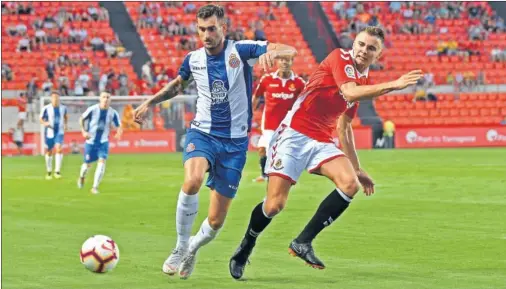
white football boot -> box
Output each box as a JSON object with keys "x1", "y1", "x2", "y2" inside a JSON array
[{"x1": 162, "y1": 246, "x2": 188, "y2": 275}]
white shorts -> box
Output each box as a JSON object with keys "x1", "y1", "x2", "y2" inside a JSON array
[
  {"x1": 18, "y1": 112, "x2": 27, "y2": 120},
  {"x1": 265, "y1": 125, "x2": 345, "y2": 184},
  {"x1": 257, "y1": 129, "x2": 275, "y2": 149}
]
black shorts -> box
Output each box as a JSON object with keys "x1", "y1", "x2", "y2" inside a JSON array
[{"x1": 15, "y1": 141, "x2": 23, "y2": 148}]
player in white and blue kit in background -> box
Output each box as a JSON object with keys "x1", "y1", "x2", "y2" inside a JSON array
[
  {"x1": 77, "y1": 92, "x2": 122, "y2": 195},
  {"x1": 134, "y1": 4, "x2": 297, "y2": 279},
  {"x1": 39, "y1": 91, "x2": 68, "y2": 180}
]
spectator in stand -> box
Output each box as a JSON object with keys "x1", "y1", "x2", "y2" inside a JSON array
[
  {"x1": 17, "y1": 36, "x2": 31, "y2": 52},
  {"x1": 118, "y1": 69, "x2": 129, "y2": 95},
  {"x1": 42, "y1": 78, "x2": 53, "y2": 97},
  {"x1": 413, "y1": 88, "x2": 427, "y2": 102},
  {"x1": 1, "y1": 63, "x2": 13, "y2": 81},
  {"x1": 90, "y1": 35, "x2": 104, "y2": 51},
  {"x1": 491, "y1": 46, "x2": 505, "y2": 62},
  {"x1": 463, "y1": 71, "x2": 476, "y2": 90},
  {"x1": 424, "y1": 72, "x2": 435, "y2": 87},
  {"x1": 454, "y1": 72, "x2": 464, "y2": 92},
  {"x1": 17, "y1": 92, "x2": 27, "y2": 126},
  {"x1": 26, "y1": 77, "x2": 38, "y2": 122},
  {"x1": 477, "y1": 71, "x2": 486, "y2": 87},
  {"x1": 254, "y1": 20, "x2": 266, "y2": 41},
  {"x1": 88, "y1": 5, "x2": 99, "y2": 21},
  {"x1": 99, "y1": 72, "x2": 109, "y2": 93}
]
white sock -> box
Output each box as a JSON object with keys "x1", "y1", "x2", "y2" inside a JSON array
[
  {"x1": 45, "y1": 154, "x2": 53, "y2": 173},
  {"x1": 92, "y1": 162, "x2": 105, "y2": 189},
  {"x1": 79, "y1": 163, "x2": 88, "y2": 178},
  {"x1": 176, "y1": 190, "x2": 199, "y2": 249},
  {"x1": 188, "y1": 218, "x2": 219, "y2": 254},
  {"x1": 55, "y1": 153, "x2": 63, "y2": 173}
]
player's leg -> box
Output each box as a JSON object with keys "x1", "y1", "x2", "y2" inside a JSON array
[
  {"x1": 78, "y1": 143, "x2": 96, "y2": 189},
  {"x1": 91, "y1": 142, "x2": 110, "y2": 194},
  {"x1": 179, "y1": 149, "x2": 246, "y2": 279},
  {"x1": 290, "y1": 149, "x2": 360, "y2": 269},
  {"x1": 54, "y1": 135, "x2": 64, "y2": 178},
  {"x1": 253, "y1": 130, "x2": 274, "y2": 183},
  {"x1": 44, "y1": 138, "x2": 55, "y2": 179},
  {"x1": 162, "y1": 130, "x2": 213, "y2": 275},
  {"x1": 253, "y1": 146, "x2": 267, "y2": 182},
  {"x1": 230, "y1": 126, "x2": 308, "y2": 279}
]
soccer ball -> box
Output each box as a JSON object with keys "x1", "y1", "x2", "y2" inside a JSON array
[{"x1": 80, "y1": 235, "x2": 120, "y2": 273}]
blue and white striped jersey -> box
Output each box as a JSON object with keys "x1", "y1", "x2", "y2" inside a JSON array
[
  {"x1": 179, "y1": 39, "x2": 268, "y2": 138},
  {"x1": 40, "y1": 104, "x2": 67, "y2": 138},
  {"x1": 81, "y1": 104, "x2": 120, "y2": 145}
]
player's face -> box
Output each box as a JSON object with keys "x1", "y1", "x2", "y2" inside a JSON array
[
  {"x1": 99, "y1": 93, "x2": 111, "y2": 108},
  {"x1": 352, "y1": 32, "x2": 383, "y2": 67},
  {"x1": 51, "y1": 93, "x2": 60, "y2": 106},
  {"x1": 196, "y1": 15, "x2": 226, "y2": 51},
  {"x1": 276, "y1": 56, "x2": 293, "y2": 73}
]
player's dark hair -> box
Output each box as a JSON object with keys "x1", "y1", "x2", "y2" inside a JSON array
[
  {"x1": 197, "y1": 4, "x2": 225, "y2": 21},
  {"x1": 51, "y1": 90, "x2": 60, "y2": 96},
  {"x1": 361, "y1": 26, "x2": 385, "y2": 43}
]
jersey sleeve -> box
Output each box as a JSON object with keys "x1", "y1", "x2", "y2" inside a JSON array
[
  {"x1": 40, "y1": 106, "x2": 48, "y2": 121},
  {"x1": 112, "y1": 110, "x2": 120, "y2": 127},
  {"x1": 81, "y1": 106, "x2": 93, "y2": 121},
  {"x1": 344, "y1": 103, "x2": 359, "y2": 119},
  {"x1": 235, "y1": 40, "x2": 268, "y2": 62},
  {"x1": 253, "y1": 75, "x2": 268, "y2": 98},
  {"x1": 327, "y1": 49, "x2": 359, "y2": 88},
  {"x1": 178, "y1": 52, "x2": 192, "y2": 81}
]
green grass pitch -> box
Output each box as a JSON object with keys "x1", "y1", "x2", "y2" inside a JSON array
[{"x1": 2, "y1": 148, "x2": 506, "y2": 289}]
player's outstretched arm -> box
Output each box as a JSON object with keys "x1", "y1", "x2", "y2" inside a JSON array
[
  {"x1": 337, "y1": 114, "x2": 375, "y2": 196},
  {"x1": 134, "y1": 76, "x2": 189, "y2": 124},
  {"x1": 341, "y1": 70, "x2": 423, "y2": 102},
  {"x1": 78, "y1": 116, "x2": 89, "y2": 139}
]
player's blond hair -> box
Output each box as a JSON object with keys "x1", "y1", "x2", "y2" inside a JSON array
[{"x1": 361, "y1": 26, "x2": 385, "y2": 43}]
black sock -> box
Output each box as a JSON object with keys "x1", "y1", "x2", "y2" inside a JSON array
[
  {"x1": 295, "y1": 189, "x2": 352, "y2": 243},
  {"x1": 244, "y1": 202, "x2": 272, "y2": 242},
  {"x1": 260, "y1": 156, "x2": 267, "y2": 177}
]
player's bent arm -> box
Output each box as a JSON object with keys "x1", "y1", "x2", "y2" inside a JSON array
[
  {"x1": 337, "y1": 114, "x2": 360, "y2": 171},
  {"x1": 147, "y1": 75, "x2": 189, "y2": 106}
]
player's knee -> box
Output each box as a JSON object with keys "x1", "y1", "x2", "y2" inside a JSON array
[
  {"x1": 339, "y1": 176, "x2": 360, "y2": 196},
  {"x1": 207, "y1": 214, "x2": 225, "y2": 230},
  {"x1": 263, "y1": 199, "x2": 286, "y2": 217},
  {"x1": 183, "y1": 173, "x2": 205, "y2": 193}
]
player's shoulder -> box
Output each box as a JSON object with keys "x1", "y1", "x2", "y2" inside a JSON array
[
  {"x1": 326, "y1": 48, "x2": 354, "y2": 65},
  {"x1": 233, "y1": 39, "x2": 268, "y2": 46},
  {"x1": 293, "y1": 75, "x2": 306, "y2": 85},
  {"x1": 259, "y1": 73, "x2": 273, "y2": 83}
]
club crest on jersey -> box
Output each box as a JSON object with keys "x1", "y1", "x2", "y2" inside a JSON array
[
  {"x1": 211, "y1": 80, "x2": 229, "y2": 105},
  {"x1": 344, "y1": 64, "x2": 356, "y2": 79},
  {"x1": 229, "y1": 53, "x2": 240, "y2": 68},
  {"x1": 186, "y1": 142, "x2": 195, "y2": 153},
  {"x1": 288, "y1": 83, "x2": 297, "y2": 92},
  {"x1": 273, "y1": 159, "x2": 284, "y2": 170}
]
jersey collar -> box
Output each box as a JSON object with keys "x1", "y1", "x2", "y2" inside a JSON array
[{"x1": 271, "y1": 70, "x2": 295, "y2": 81}]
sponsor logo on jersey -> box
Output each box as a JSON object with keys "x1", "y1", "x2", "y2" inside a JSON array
[
  {"x1": 288, "y1": 83, "x2": 297, "y2": 92},
  {"x1": 191, "y1": 66, "x2": 206, "y2": 71},
  {"x1": 229, "y1": 53, "x2": 240, "y2": 68},
  {"x1": 344, "y1": 64, "x2": 356, "y2": 79},
  {"x1": 186, "y1": 142, "x2": 195, "y2": 153},
  {"x1": 272, "y1": 92, "x2": 295, "y2": 100},
  {"x1": 211, "y1": 80, "x2": 229, "y2": 105}
]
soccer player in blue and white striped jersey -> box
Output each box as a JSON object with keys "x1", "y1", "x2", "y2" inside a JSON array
[
  {"x1": 77, "y1": 92, "x2": 122, "y2": 194},
  {"x1": 134, "y1": 4, "x2": 297, "y2": 279},
  {"x1": 39, "y1": 91, "x2": 68, "y2": 179}
]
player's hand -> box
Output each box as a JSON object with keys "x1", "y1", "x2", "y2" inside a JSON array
[
  {"x1": 82, "y1": 131, "x2": 90, "y2": 139},
  {"x1": 43, "y1": 121, "x2": 52, "y2": 128},
  {"x1": 134, "y1": 101, "x2": 150, "y2": 125},
  {"x1": 356, "y1": 168, "x2": 375, "y2": 196},
  {"x1": 393, "y1": 70, "x2": 424, "y2": 90},
  {"x1": 114, "y1": 132, "x2": 121, "y2": 140},
  {"x1": 259, "y1": 51, "x2": 276, "y2": 72}
]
